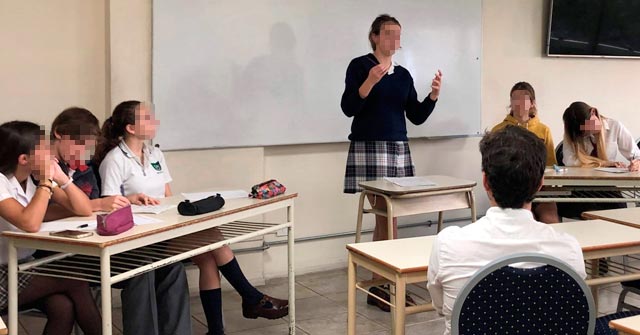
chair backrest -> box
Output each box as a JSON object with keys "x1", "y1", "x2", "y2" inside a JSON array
[
  {"x1": 636, "y1": 137, "x2": 640, "y2": 151},
  {"x1": 555, "y1": 141, "x2": 564, "y2": 166},
  {"x1": 451, "y1": 253, "x2": 595, "y2": 335}
]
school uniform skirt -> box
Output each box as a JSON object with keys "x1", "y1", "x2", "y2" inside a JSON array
[
  {"x1": 0, "y1": 259, "x2": 34, "y2": 312},
  {"x1": 344, "y1": 141, "x2": 415, "y2": 193}
]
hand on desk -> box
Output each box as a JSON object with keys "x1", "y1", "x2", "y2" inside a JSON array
[
  {"x1": 99, "y1": 195, "x2": 130, "y2": 211},
  {"x1": 629, "y1": 159, "x2": 640, "y2": 172},
  {"x1": 127, "y1": 193, "x2": 160, "y2": 206}
]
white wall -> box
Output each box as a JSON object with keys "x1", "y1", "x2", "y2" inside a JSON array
[{"x1": 4, "y1": 0, "x2": 640, "y2": 287}]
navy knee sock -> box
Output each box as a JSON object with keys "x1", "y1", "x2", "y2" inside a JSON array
[
  {"x1": 218, "y1": 257, "x2": 263, "y2": 305},
  {"x1": 200, "y1": 288, "x2": 224, "y2": 335}
]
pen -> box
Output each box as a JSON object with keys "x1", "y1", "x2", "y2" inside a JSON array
[{"x1": 77, "y1": 224, "x2": 88, "y2": 229}]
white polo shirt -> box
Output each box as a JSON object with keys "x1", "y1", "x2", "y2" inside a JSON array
[
  {"x1": 99, "y1": 142, "x2": 172, "y2": 198},
  {"x1": 427, "y1": 207, "x2": 586, "y2": 335},
  {"x1": 0, "y1": 173, "x2": 37, "y2": 264}
]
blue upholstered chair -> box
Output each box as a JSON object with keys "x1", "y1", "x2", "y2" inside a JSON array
[{"x1": 451, "y1": 253, "x2": 595, "y2": 335}]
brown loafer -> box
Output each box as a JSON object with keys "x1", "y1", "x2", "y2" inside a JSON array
[{"x1": 242, "y1": 295, "x2": 289, "y2": 319}]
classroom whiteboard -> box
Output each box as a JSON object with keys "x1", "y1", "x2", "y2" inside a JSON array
[{"x1": 152, "y1": 0, "x2": 482, "y2": 150}]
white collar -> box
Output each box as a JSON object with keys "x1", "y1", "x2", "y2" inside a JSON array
[{"x1": 7, "y1": 175, "x2": 36, "y2": 204}]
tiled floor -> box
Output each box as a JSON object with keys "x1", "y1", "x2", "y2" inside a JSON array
[{"x1": 14, "y1": 265, "x2": 638, "y2": 335}]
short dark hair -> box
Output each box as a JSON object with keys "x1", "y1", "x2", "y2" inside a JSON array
[
  {"x1": 479, "y1": 125, "x2": 546, "y2": 208},
  {"x1": 0, "y1": 121, "x2": 44, "y2": 175},
  {"x1": 368, "y1": 14, "x2": 401, "y2": 51}
]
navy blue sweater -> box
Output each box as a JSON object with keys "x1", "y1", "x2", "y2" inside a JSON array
[{"x1": 340, "y1": 53, "x2": 437, "y2": 141}]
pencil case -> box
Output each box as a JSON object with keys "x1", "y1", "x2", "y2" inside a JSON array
[
  {"x1": 249, "y1": 179, "x2": 286, "y2": 199},
  {"x1": 178, "y1": 194, "x2": 225, "y2": 216},
  {"x1": 97, "y1": 205, "x2": 134, "y2": 236}
]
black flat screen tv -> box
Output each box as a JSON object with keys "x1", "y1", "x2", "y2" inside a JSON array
[{"x1": 547, "y1": 0, "x2": 640, "y2": 58}]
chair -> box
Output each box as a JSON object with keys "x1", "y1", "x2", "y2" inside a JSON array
[
  {"x1": 636, "y1": 137, "x2": 640, "y2": 151},
  {"x1": 555, "y1": 141, "x2": 564, "y2": 166},
  {"x1": 451, "y1": 253, "x2": 595, "y2": 335}
]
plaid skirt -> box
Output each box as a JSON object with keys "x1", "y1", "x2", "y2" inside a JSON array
[
  {"x1": 0, "y1": 259, "x2": 34, "y2": 312},
  {"x1": 344, "y1": 141, "x2": 415, "y2": 193}
]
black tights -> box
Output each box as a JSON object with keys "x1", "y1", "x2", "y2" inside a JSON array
[{"x1": 18, "y1": 276, "x2": 102, "y2": 335}]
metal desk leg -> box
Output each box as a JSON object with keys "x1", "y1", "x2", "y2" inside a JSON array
[
  {"x1": 287, "y1": 205, "x2": 296, "y2": 335},
  {"x1": 391, "y1": 278, "x2": 406, "y2": 335},
  {"x1": 590, "y1": 259, "x2": 599, "y2": 310},
  {"x1": 386, "y1": 198, "x2": 394, "y2": 240},
  {"x1": 8, "y1": 240, "x2": 17, "y2": 335},
  {"x1": 437, "y1": 212, "x2": 444, "y2": 232},
  {"x1": 347, "y1": 254, "x2": 357, "y2": 335},
  {"x1": 355, "y1": 191, "x2": 367, "y2": 243},
  {"x1": 101, "y1": 249, "x2": 112, "y2": 335},
  {"x1": 468, "y1": 191, "x2": 477, "y2": 222}
]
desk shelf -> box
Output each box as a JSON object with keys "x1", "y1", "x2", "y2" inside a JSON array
[
  {"x1": 535, "y1": 186, "x2": 640, "y2": 203},
  {"x1": 18, "y1": 220, "x2": 284, "y2": 284}
]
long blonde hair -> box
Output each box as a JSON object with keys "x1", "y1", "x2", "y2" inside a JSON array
[{"x1": 562, "y1": 101, "x2": 609, "y2": 167}]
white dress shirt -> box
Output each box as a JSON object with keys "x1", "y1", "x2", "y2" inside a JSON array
[
  {"x1": 427, "y1": 207, "x2": 586, "y2": 335},
  {"x1": 563, "y1": 117, "x2": 640, "y2": 166},
  {"x1": 0, "y1": 173, "x2": 38, "y2": 264}
]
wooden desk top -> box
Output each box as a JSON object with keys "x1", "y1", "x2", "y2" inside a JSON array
[
  {"x1": 2, "y1": 193, "x2": 297, "y2": 249},
  {"x1": 358, "y1": 175, "x2": 476, "y2": 195},
  {"x1": 544, "y1": 167, "x2": 640, "y2": 181},
  {"x1": 346, "y1": 236, "x2": 434, "y2": 273},
  {"x1": 551, "y1": 220, "x2": 640, "y2": 252},
  {"x1": 582, "y1": 208, "x2": 640, "y2": 228},
  {"x1": 609, "y1": 314, "x2": 640, "y2": 335}
]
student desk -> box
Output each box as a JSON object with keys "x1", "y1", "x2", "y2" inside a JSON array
[
  {"x1": 582, "y1": 207, "x2": 640, "y2": 228},
  {"x1": 356, "y1": 176, "x2": 477, "y2": 242},
  {"x1": 347, "y1": 220, "x2": 640, "y2": 334},
  {"x1": 551, "y1": 220, "x2": 640, "y2": 307},
  {"x1": 535, "y1": 167, "x2": 640, "y2": 203},
  {"x1": 346, "y1": 236, "x2": 434, "y2": 335},
  {"x1": 609, "y1": 314, "x2": 640, "y2": 335},
  {"x1": 3, "y1": 193, "x2": 297, "y2": 335}
]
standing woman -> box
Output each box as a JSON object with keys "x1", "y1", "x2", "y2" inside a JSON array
[
  {"x1": 0, "y1": 121, "x2": 101, "y2": 335},
  {"x1": 94, "y1": 101, "x2": 288, "y2": 335},
  {"x1": 340, "y1": 14, "x2": 442, "y2": 310},
  {"x1": 559, "y1": 101, "x2": 640, "y2": 218}
]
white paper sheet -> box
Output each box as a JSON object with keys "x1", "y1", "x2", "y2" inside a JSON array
[
  {"x1": 39, "y1": 215, "x2": 163, "y2": 233},
  {"x1": 594, "y1": 167, "x2": 629, "y2": 174},
  {"x1": 383, "y1": 177, "x2": 436, "y2": 187},
  {"x1": 181, "y1": 190, "x2": 248, "y2": 202},
  {"x1": 39, "y1": 220, "x2": 96, "y2": 232},
  {"x1": 131, "y1": 204, "x2": 175, "y2": 214},
  {"x1": 133, "y1": 215, "x2": 163, "y2": 225}
]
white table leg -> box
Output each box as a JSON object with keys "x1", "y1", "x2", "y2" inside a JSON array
[
  {"x1": 347, "y1": 253, "x2": 357, "y2": 335},
  {"x1": 288, "y1": 205, "x2": 296, "y2": 335},
  {"x1": 101, "y1": 249, "x2": 112, "y2": 335},
  {"x1": 8, "y1": 240, "x2": 17, "y2": 335}
]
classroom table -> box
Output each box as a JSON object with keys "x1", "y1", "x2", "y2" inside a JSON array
[
  {"x1": 551, "y1": 220, "x2": 640, "y2": 307},
  {"x1": 582, "y1": 207, "x2": 640, "y2": 228},
  {"x1": 3, "y1": 193, "x2": 297, "y2": 335},
  {"x1": 346, "y1": 219, "x2": 640, "y2": 334},
  {"x1": 355, "y1": 176, "x2": 477, "y2": 242},
  {"x1": 535, "y1": 167, "x2": 640, "y2": 203},
  {"x1": 609, "y1": 314, "x2": 640, "y2": 335},
  {"x1": 346, "y1": 236, "x2": 434, "y2": 335}
]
